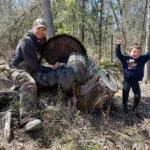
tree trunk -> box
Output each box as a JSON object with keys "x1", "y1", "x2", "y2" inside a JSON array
[
  {"x1": 109, "y1": 0, "x2": 119, "y2": 30},
  {"x1": 144, "y1": 0, "x2": 150, "y2": 83},
  {"x1": 110, "y1": 34, "x2": 113, "y2": 63},
  {"x1": 141, "y1": 0, "x2": 148, "y2": 46},
  {"x1": 117, "y1": 0, "x2": 123, "y2": 17},
  {"x1": 98, "y1": 0, "x2": 104, "y2": 64},
  {"x1": 41, "y1": 0, "x2": 55, "y2": 38},
  {"x1": 81, "y1": 0, "x2": 85, "y2": 43}
]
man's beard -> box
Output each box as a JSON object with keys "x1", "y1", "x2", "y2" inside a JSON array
[{"x1": 37, "y1": 37, "x2": 42, "y2": 40}]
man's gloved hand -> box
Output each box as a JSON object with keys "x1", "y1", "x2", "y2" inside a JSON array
[{"x1": 52, "y1": 62, "x2": 60, "y2": 70}]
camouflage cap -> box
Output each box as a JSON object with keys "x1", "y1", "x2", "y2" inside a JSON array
[{"x1": 33, "y1": 18, "x2": 47, "y2": 29}]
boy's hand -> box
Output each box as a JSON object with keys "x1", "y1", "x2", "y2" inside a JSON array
[
  {"x1": 52, "y1": 62, "x2": 60, "y2": 70},
  {"x1": 117, "y1": 40, "x2": 122, "y2": 44}
]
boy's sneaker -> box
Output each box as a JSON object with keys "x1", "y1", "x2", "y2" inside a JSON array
[
  {"x1": 24, "y1": 119, "x2": 42, "y2": 132},
  {"x1": 132, "y1": 106, "x2": 140, "y2": 115},
  {"x1": 123, "y1": 106, "x2": 128, "y2": 114},
  {"x1": 134, "y1": 107, "x2": 140, "y2": 115},
  {"x1": 132, "y1": 107, "x2": 144, "y2": 120}
]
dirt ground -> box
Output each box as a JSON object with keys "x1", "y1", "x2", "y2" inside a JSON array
[{"x1": 0, "y1": 83, "x2": 150, "y2": 150}]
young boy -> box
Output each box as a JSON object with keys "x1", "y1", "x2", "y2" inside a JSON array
[{"x1": 116, "y1": 40, "x2": 150, "y2": 115}]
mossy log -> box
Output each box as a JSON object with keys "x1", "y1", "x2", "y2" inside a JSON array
[{"x1": 75, "y1": 69, "x2": 117, "y2": 111}]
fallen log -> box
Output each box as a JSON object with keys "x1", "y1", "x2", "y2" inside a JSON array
[
  {"x1": 75, "y1": 68, "x2": 117, "y2": 111},
  {"x1": 0, "y1": 78, "x2": 19, "y2": 110},
  {"x1": 4, "y1": 110, "x2": 12, "y2": 142}
]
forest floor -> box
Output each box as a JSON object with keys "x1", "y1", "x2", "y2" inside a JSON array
[{"x1": 0, "y1": 80, "x2": 150, "y2": 150}]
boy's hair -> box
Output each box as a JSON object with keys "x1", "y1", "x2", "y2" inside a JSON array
[{"x1": 128, "y1": 43, "x2": 142, "y2": 52}]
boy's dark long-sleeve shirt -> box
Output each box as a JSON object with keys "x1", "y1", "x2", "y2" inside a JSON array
[
  {"x1": 9, "y1": 30, "x2": 51, "y2": 73},
  {"x1": 116, "y1": 44, "x2": 150, "y2": 81}
]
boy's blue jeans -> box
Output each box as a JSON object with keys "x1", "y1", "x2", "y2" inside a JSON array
[{"x1": 122, "y1": 79, "x2": 141, "y2": 109}]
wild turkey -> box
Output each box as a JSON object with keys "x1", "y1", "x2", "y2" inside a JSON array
[
  {"x1": 42, "y1": 34, "x2": 118, "y2": 111},
  {"x1": 44, "y1": 34, "x2": 87, "y2": 65}
]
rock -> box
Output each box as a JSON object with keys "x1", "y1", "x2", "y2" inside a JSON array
[{"x1": 24, "y1": 119, "x2": 42, "y2": 132}]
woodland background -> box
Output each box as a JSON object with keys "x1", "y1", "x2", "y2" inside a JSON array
[{"x1": 0, "y1": 0, "x2": 148, "y2": 63}]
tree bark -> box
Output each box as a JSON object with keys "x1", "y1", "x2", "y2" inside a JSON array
[
  {"x1": 80, "y1": 0, "x2": 85, "y2": 43},
  {"x1": 110, "y1": 34, "x2": 113, "y2": 63},
  {"x1": 98, "y1": 0, "x2": 104, "y2": 63},
  {"x1": 109, "y1": 0, "x2": 119, "y2": 30},
  {"x1": 41, "y1": 0, "x2": 55, "y2": 38},
  {"x1": 117, "y1": 0, "x2": 123, "y2": 17},
  {"x1": 141, "y1": 0, "x2": 148, "y2": 45},
  {"x1": 144, "y1": 0, "x2": 150, "y2": 83}
]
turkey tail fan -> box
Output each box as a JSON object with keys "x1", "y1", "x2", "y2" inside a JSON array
[{"x1": 43, "y1": 34, "x2": 87, "y2": 65}]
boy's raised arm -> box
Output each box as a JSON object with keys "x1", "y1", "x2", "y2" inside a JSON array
[
  {"x1": 115, "y1": 40, "x2": 125, "y2": 62},
  {"x1": 144, "y1": 50, "x2": 150, "y2": 62}
]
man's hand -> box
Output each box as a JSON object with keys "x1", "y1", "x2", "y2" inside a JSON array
[
  {"x1": 117, "y1": 40, "x2": 123, "y2": 44},
  {"x1": 52, "y1": 62, "x2": 60, "y2": 70}
]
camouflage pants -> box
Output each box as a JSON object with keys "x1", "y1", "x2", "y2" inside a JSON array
[{"x1": 9, "y1": 67, "x2": 38, "y2": 126}]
